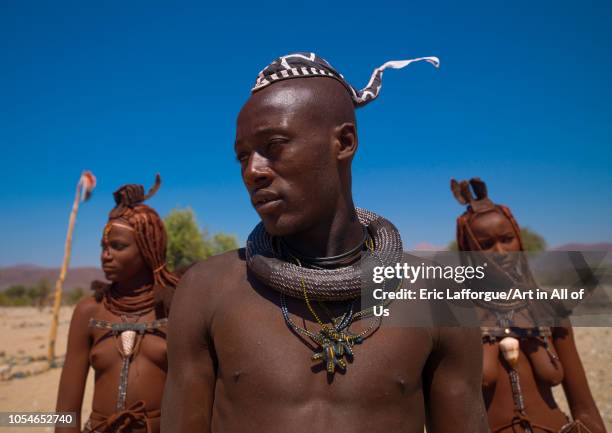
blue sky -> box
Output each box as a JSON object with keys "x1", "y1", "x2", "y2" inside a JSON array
[{"x1": 1, "y1": 1, "x2": 611, "y2": 267}]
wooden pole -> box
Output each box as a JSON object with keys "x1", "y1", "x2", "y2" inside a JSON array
[{"x1": 47, "y1": 181, "x2": 83, "y2": 367}]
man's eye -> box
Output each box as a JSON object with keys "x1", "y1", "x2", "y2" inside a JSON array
[
  {"x1": 503, "y1": 235, "x2": 514, "y2": 243},
  {"x1": 268, "y1": 138, "x2": 287, "y2": 148},
  {"x1": 265, "y1": 139, "x2": 286, "y2": 159},
  {"x1": 236, "y1": 153, "x2": 249, "y2": 163}
]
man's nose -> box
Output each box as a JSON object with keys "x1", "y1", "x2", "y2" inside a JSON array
[{"x1": 243, "y1": 152, "x2": 273, "y2": 189}]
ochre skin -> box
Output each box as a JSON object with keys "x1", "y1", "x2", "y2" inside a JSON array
[
  {"x1": 161, "y1": 78, "x2": 489, "y2": 433},
  {"x1": 466, "y1": 210, "x2": 606, "y2": 433},
  {"x1": 55, "y1": 224, "x2": 167, "y2": 433}
]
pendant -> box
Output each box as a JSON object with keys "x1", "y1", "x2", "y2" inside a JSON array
[
  {"x1": 120, "y1": 330, "x2": 136, "y2": 357},
  {"x1": 499, "y1": 336, "x2": 520, "y2": 368},
  {"x1": 311, "y1": 326, "x2": 363, "y2": 374}
]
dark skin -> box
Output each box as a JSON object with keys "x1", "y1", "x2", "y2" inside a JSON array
[
  {"x1": 469, "y1": 211, "x2": 606, "y2": 433},
  {"x1": 55, "y1": 224, "x2": 167, "y2": 433},
  {"x1": 161, "y1": 77, "x2": 489, "y2": 433}
]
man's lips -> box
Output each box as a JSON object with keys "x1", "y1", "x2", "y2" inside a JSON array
[{"x1": 251, "y1": 190, "x2": 282, "y2": 210}]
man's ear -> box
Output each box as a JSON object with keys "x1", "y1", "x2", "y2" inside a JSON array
[{"x1": 334, "y1": 122, "x2": 358, "y2": 161}]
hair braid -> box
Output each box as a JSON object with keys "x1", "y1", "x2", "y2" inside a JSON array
[{"x1": 104, "y1": 175, "x2": 178, "y2": 317}]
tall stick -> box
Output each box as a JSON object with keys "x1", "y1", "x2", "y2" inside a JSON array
[
  {"x1": 47, "y1": 183, "x2": 83, "y2": 366},
  {"x1": 47, "y1": 171, "x2": 95, "y2": 367}
]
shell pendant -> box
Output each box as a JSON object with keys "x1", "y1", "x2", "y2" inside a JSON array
[
  {"x1": 120, "y1": 330, "x2": 136, "y2": 357},
  {"x1": 499, "y1": 336, "x2": 520, "y2": 369}
]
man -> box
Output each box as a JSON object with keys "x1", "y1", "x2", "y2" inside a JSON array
[{"x1": 161, "y1": 53, "x2": 489, "y2": 433}]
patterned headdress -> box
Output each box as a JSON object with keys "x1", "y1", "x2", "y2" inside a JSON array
[{"x1": 252, "y1": 52, "x2": 439, "y2": 108}]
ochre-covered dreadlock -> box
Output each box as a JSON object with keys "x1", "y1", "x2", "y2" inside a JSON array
[
  {"x1": 450, "y1": 178, "x2": 524, "y2": 251},
  {"x1": 99, "y1": 174, "x2": 178, "y2": 317}
]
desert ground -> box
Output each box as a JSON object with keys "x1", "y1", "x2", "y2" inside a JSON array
[
  {"x1": 0, "y1": 306, "x2": 610, "y2": 432},
  {"x1": 0, "y1": 307, "x2": 94, "y2": 433}
]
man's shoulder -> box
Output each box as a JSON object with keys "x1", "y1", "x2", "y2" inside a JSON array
[
  {"x1": 396, "y1": 251, "x2": 481, "y2": 327},
  {"x1": 190, "y1": 248, "x2": 245, "y2": 274},
  {"x1": 178, "y1": 248, "x2": 247, "y2": 296},
  {"x1": 170, "y1": 249, "x2": 249, "y2": 322}
]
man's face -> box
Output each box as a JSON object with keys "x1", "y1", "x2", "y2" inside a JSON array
[{"x1": 235, "y1": 81, "x2": 341, "y2": 236}]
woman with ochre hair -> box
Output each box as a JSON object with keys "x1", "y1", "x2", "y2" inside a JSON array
[
  {"x1": 55, "y1": 175, "x2": 178, "y2": 433},
  {"x1": 451, "y1": 178, "x2": 606, "y2": 433}
]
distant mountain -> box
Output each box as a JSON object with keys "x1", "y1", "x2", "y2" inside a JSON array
[
  {"x1": 551, "y1": 243, "x2": 612, "y2": 251},
  {"x1": 2, "y1": 244, "x2": 610, "y2": 291},
  {"x1": 411, "y1": 242, "x2": 448, "y2": 251},
  {"x1": 0, "y1": 265, "x2": 106, "y2": 292}
]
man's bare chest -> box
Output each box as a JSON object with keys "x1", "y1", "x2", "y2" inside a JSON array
[{"x1": 209, "y1": 287, "x2": 433, "y2": 401}]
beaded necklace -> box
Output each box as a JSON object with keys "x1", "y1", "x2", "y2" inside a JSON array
[
  {"x1": 280, "y1": 237, "x2": 393, "y2": 374},
  {"x1": 279, "y1": 292, "x2": 382, "y2": 374}
]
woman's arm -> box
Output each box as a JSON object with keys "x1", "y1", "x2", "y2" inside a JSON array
[
  {"x1": 554, "y1": 325, "x2": 607, "y2": 433},
  {"x1": 55, "y1": 297, "x2": 96, "y2": 433}
]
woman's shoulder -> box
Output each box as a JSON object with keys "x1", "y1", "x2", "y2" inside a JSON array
[{"x1": 72, "y1": 295, "x2": 102, "y2": 323}]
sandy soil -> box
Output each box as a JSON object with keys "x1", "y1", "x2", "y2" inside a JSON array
[
  {"x1": 0, "y1": 307, "x2": 610, "y2": 432},
  {"x1": 0, "y1": 307, "x2": 94, "y2": 433},
  {"x1": 553, "y1": 327, "x2": 612, "y2": 431}
]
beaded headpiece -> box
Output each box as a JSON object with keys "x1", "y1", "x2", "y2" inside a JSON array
[{"x1": 252, "y1": 52, "x2": 439, "y2": 108}]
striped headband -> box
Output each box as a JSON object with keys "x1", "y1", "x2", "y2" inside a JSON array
[{"x1": 251, "y1": 52, "x2": 440, "y2": 108}]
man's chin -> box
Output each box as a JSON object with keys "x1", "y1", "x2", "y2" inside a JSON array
[
  {"x1": 259, "y1": 214, "x2": 302, "y2": 237},
  {"x1": 261, "y1": 220, "x2": 290, "y2": 237}
]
